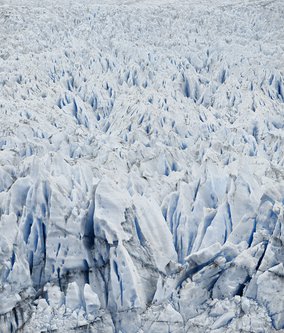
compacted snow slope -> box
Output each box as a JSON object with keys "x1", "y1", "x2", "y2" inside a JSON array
[{"x1": 0, "y1": 0, "x2": 284, "y2": 332}]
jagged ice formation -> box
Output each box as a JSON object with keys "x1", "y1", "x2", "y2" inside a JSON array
[{"x1": 0, "y1": 0, "x2": 284, "y2": 332}]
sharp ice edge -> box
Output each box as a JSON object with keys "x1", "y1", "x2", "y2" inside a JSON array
[{"x1": 0, "y1": 0, "x2": 284, "y2": 332}]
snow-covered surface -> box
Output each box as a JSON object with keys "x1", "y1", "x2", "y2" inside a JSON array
[{"x1": 0, "y1": 0, "x2": 284, "y2": 331}]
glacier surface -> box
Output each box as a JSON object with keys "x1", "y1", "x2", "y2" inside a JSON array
[{"x1": 0, "y1": 0, "x2": 284, "y2": 332}]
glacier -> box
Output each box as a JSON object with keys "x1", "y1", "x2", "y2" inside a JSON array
[{"x1": 0, "y1": 0, "x2": 284, "y2": 331}]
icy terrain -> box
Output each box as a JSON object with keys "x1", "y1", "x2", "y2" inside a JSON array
[{"x1": 0, "y1": 0, "x2": 284, "y2": 331}]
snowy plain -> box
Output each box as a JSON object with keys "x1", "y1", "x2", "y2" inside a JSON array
[{"x1": 0, "y1": 0, "x2": 284, "y2": 331}]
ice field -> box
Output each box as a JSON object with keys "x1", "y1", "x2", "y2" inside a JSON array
[{"x1": 0, "y1": 0, "x2": 284, "y2": 331}]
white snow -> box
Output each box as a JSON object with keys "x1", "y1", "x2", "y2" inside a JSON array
[{"x1": 0, "y1": 0, "x2": 284, "y2": 331}]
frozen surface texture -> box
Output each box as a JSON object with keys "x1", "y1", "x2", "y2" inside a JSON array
[{"x1": 0, "y1": 0, "x2": 284, "y2": 332}]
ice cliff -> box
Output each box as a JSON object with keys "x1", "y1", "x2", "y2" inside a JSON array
[{"x1": 0, "y1": 0, "x2": 284, "y2": 332}]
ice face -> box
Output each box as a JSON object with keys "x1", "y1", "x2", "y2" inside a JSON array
[{"x1": 0, "y1": 0, "x2": 284, "y2": 332}]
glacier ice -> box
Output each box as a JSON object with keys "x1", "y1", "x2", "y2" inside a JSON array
[{"x1": 0, "y1": 0, "x2": 284, "y2": 332}]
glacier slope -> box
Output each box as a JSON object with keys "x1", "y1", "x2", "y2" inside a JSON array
[{"x1": 0, "y1": 0, "x2": 284, "y2": 332}]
